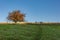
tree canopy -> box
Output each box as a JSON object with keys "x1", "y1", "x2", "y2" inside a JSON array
[{"x1": 7, "y1": 10, "x2": 25, "y2": 23}]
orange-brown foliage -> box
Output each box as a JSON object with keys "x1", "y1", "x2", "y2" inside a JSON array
[{"x1": 7, "y1": 10, "x2": 25, "y2": 23}]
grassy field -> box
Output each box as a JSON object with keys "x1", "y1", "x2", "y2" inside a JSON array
[{"x1": 0, "y1": 24, "x2": 60, "y2": 40}]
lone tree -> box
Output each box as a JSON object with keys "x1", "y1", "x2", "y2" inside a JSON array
[{"x1": 7, "y1": 10, "x2": 25, "y2": 23}]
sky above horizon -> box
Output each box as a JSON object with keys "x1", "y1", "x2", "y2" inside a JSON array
[{"x1": 0, "y1": 0, "x2": 60, "y2": 22}]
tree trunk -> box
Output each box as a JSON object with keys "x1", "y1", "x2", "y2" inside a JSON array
[{"x1": 14, "y1": 21, "x2": 17, "y2": 24}]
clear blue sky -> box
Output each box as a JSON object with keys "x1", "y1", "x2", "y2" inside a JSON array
[{"x1": 0, "y1": 0, "x2": 60, "y2": 22}]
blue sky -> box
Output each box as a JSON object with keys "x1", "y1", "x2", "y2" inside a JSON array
[{"x1": 0, "y1": 0, "x2": 60, "y2": 22}]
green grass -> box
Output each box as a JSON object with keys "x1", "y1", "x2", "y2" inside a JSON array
[{"x1": 0, "y1": 24, "x2": 60, "y2": 40}]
